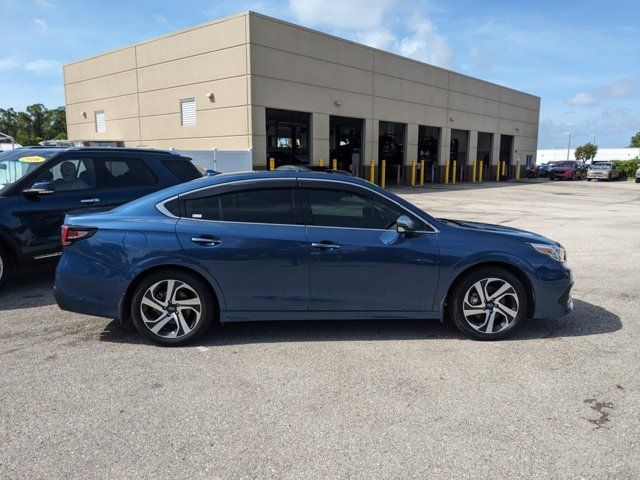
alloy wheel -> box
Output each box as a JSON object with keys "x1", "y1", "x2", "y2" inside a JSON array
[
  {"x1": 139, "y1": 279, "x2": 202, "y2": 339},
  {"x1": 462, "y1": 278, "x2": 520, "y2": 334}
]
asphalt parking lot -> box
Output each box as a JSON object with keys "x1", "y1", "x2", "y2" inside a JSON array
[{"x1": 1, "y1": 179, "x2": 638, "y2": 479}]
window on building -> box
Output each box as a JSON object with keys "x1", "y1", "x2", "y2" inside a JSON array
[
  {"x1": 95, "y1": 110, "x2": 106, "y2": 133},
  {"x1": 180, "y1": 98, "x2": 196, "y2": 126}
]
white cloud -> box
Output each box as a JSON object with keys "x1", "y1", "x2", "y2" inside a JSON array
[
  {"x1": 0, "y1": 59, "x2": 19, "y2": 70},
  {"x1": 288, "y1": 0, "x2": 454, "y2": 68},
  {"x1": 24, "y1": 59, "x2": 61, "y2": 74},
  {"x1": 567, "y1": 78, "x2": 639, "y2": 106},
  {"x1": 396, "y1": 15, "x2": 453, "y2": 68},
  {"x1": 35, "y1": 0, "x2": 55, "y2": 7},
  {"x1": 33, "y1": 18, "x2": 48, "y2": 31}
]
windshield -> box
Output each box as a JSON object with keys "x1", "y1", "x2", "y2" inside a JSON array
[
  {"x1": 592, "y1": 163, "x2": 612, "y2": 170},
  {"x1": 555, "y1": 161, "x2": 575, "y2": 167},
  {"x1": 0, "y1": 149, "x2": 60, "y2": 189}
]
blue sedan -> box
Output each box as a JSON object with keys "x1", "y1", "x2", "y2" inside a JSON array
[{"x1": 54, "y1": 171, "x2": 573, "y2": 345}]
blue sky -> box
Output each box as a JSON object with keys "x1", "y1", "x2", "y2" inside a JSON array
[{"x1": 1, "y1": 0, "x2": 638, "y2": 148}]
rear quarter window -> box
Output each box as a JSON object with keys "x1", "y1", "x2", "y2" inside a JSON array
[{"x1": 162, "y1": 159, "x2": 201, "y2": 182}]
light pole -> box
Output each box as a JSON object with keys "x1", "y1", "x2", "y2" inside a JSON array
[
  {"x1": 563, "y1": 132, "x2": 571, "y2": 161},
  {"x1": 590, "y1": 134, "x2": 596, "y2": 145}
]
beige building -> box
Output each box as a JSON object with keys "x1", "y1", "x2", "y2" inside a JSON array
[{"x1": 63, "y1": 11, "x2": 540, "y2": 183}]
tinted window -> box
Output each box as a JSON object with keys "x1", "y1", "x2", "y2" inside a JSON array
[
  {"x1": 34, "y1": 158, "x2": 96, "y2": 192},
  {"x1": 184, "y1": 196, "x2": 220, "y2": 221},
  {"x1": 183, "y1": 188, "x2": 296, "y2": 225},
  {"x1": 100, "y1": 158, "x2": 157, "y2": 188},
  {"x1": 306, "y1": 188, "x2": 407, "y2": 229},
  {"x1": 163, "y1": 159, "x2": 201, "y2": 182}
]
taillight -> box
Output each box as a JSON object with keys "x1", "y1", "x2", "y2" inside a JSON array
[{"x1": 61, "y1": 226, "x2": 96, "y2": 248}]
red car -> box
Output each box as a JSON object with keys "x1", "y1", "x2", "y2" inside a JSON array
[{"x1": 549, "y1": 161, "x2": 587, "y2": 181}]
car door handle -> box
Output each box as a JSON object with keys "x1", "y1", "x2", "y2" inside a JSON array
[
  {"x1": 80, "y1": 197, "x2": 101, "y2": 204},
  {"x1": 191, "y1": 236, "x2": 222, "y2": 246},
  {"x1": 312, "y1": 242, "x2": 341, "y2": 250}
]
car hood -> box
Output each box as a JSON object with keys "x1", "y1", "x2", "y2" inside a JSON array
[{"x1": 439, "y1": 218, "x2": 557, "y2": 245}]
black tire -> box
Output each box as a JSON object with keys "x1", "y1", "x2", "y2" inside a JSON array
[
  {"x1": 0, "y1": 245, "x2": 8, "y2": 290},
  {"x1": 635, "y1": 178, "x2": 640, "y2": 183},
  {"x1": 450, "y1": 267, "x2": 528, "y2": 340},
  {"x1": 130, "y1": 270, "x2": 215, "y2": 346},
  {"x1": 587, "y1": 178, "x2": 592, "y2": 181}
]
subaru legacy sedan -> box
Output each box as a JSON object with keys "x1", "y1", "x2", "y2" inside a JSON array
[{"x1": 54, "y1": 172, "x2": 573, "y2": 346}]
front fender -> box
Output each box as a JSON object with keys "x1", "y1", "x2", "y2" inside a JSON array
[{"x1": 433, "y1": 249, "x2": 539, "y2": 316}]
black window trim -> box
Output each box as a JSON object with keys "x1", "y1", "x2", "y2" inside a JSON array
[{"x1": 156, "y1": 177, "x2": 439, "y2": 233}]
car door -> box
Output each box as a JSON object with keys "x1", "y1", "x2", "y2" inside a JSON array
[
  {"x1": 14, "y1": 155, "x2": 103, "y2": 262},
  {"x1": 300, "y1": 179, "x2": 440, "y2": 311},
  {"x1": 175, "y1": 179, "x2": 309, "y2": 311}
]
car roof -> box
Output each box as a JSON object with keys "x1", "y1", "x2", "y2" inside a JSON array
[
  {"x1": 17, "y1": 146, "x2": 185, "y2": 156},
  {"x1": 118, "y1": 170, "x2": 373, "y2": 208}
]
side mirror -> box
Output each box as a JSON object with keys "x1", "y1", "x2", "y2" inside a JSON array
[
  {"x1": 23, "y1": 180, "x2": 55, "y2": 196},
  {"x1": 396, "y1": 214, "x2": 417, "y2": 234}
]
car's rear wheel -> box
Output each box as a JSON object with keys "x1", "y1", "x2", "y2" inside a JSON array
[
  {"x1": 450, "y1": 268, "x2": 528, "y2": 340},
  {"x1": 0, "y1": 246, "x2": 8, "y2": 290},
  {"x1": 131, "y1": 270, "x2": 214, "y2": 346}
]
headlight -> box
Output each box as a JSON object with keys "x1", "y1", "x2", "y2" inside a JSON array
[{"x1": 529, "y1": 243, "x2": 566, "y2": 262}]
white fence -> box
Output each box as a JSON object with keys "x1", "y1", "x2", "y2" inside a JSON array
[{"x1": 174, "y1": 149, "x2": 253, "y2": 173}]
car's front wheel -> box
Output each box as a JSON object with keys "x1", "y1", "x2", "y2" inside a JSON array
[
  {"x1": 131, "y1": 270, "x2": 215, "y2": 346},
  {"x1": 450, "y1": 268, "x2": 528, "y2": 340}
]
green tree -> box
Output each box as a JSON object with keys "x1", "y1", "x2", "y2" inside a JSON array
[
  {"x1": 575, "y1": 142, "x2": 598, "y2": 162},
  {"x1": 0, "y1": 104, "x2": 66, "y2": 145},
  {"x1": 630, "y1": 131, "x2": 640, "y2": 148}
]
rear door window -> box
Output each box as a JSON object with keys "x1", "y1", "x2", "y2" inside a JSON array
[
  {"x1": 163, "y1": 159, "x2": 201, "y2": 182},
  {"x1": 183, "y1": 188, "x2": 296, "y2": 225},
  {"x1": 99, "y1": 158, "x2": 157, "y2": 188}
]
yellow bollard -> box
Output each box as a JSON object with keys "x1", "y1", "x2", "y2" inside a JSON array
[
  {"x1": 478, "y1": 161, "x2": 483, "y2": 182},
  {"x1": 501, "y1": 161, "x2": 506, "y2": 176},
  {"x1": 516, "y1": 162, "x2": 520, "y2": 180},
  {"x1": 496, "y1": 163, "x2": 500, "y2": 181},
  {"x1": 472, "y1": 160, "x2": 477, "y2": 183},
  {"x1": 452, "y1": 160, "x2": 457, "y2": 184},
  {"x1": 269, "y1": 157, "x2": 275, "y2": 171},
  {"x1": 444, "y1": 161, "x2": 450, "y2": 184},
  {"x1": 332, "y1": 158, "x2": 337, "y2": 170},
  {"x1": 420, "y1": 160, "x2": 425, "y2": 186},
  {"x1": 319, "y1": 158, "x2": 325, "y2": 168},
  {"x1": 411, "y1": 160, "x2": 416, "y2": 187},
  {"x1": 381, "y1": 159, "x2": 386, "y2": 188},
  {"x1": 369, "y1": 159, "x2": 376, "y2": 184}
]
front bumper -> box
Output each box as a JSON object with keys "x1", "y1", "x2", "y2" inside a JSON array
[{"x1": 532, "y1": 260, "x2": 574, "y2": 319}]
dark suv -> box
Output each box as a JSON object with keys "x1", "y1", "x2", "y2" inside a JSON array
[{"x1": 0, "y1": 147, "x2": 201, "y2": 288}]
